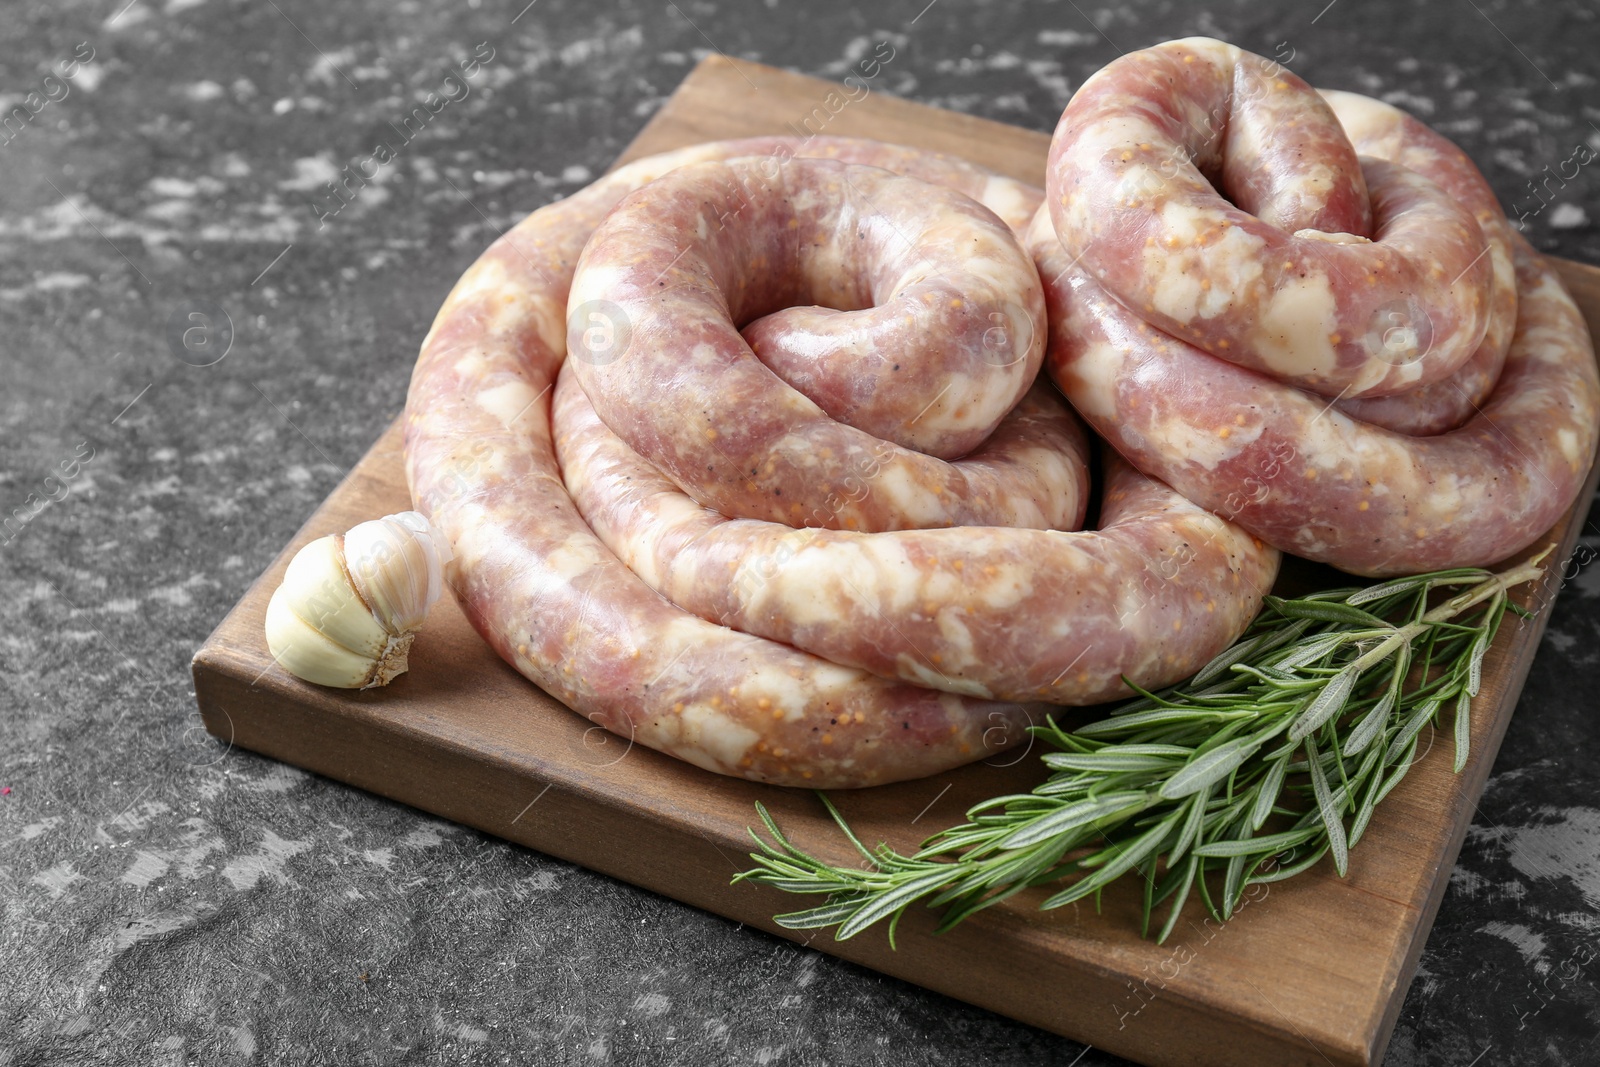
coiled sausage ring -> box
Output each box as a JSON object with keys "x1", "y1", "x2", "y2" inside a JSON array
[
  {"x1": 1039, "y1": 39, "x2": 1597, "y2": 576},
  {"x1": 406, "y1": 136, "x2": 1279, "y2": 786}
]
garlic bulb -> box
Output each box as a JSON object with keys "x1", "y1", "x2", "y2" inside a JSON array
[{"x1": 265, "y1": 511, "x2": 454, "y2": 689}]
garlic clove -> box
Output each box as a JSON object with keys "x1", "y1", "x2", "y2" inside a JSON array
[
  {"x1": 343, "y1": 511, "x2": 452, "y2": 636},
  {"x1": 263, "y1": 511, "x2": 450, "y2": 689},
  {"x1": 265, "y1": 581, "x2": 402, "y2": 688},
  {"x1": 285, "y1": 535, "x2": 392, "y2": 656}
]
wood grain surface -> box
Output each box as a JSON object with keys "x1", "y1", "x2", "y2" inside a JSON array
[{"x1": 192, "y1": 56, "x2": 1600, "y2": 1067}]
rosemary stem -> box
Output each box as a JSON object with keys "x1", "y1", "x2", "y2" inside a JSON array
[
  {"x1": 1418, "y1": 549, "x2": 1548, "y2": 625},
  {"x1": 1346, "y1": 551, "x2": 1548, "y2": 675}
]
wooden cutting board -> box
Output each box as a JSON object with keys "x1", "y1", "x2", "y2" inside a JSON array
[{"x1": 192, "y1": 56, "x2": 1600, "y2": 1067}]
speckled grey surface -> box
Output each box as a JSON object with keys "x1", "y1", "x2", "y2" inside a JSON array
[{"x1": 2, "y1": 1, "x2": 1598, "y2": 1064}]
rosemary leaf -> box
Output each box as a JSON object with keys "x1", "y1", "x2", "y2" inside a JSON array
[
  {"x1": 1453, "y1": 686, "x2": 1474, "y2": 774},
  {"x1": 835, "y1": 867, "x2": 966, "y2": 947},
  {"x1": 995, "y1": 791, "x2": 1153, "y2": 850},
  {"x1": 1250, "y1": 754, "x2": 1291, "y2": 831},
  {"x1": 1289, "y1": 664, "x2": 1362, "y2": 742},
  {"x1": 1159, "y1": 738, "x2": 1261, "y2": 799},
  {"x1": 1169, "y1": 788, "x2": 1210, "y2": 865},
  {"x1": 1344, "y1": 650, "x2": 1405, "y2": 757},
  {"x1": 1305, "y1": 734, "x2": 1350, "y2": 877}
]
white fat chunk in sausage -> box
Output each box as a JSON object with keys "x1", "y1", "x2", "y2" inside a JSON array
[
  {"x1": 487, "y1": 291, "x2": 560, "y2": 347},
  {"x1": 980, "y1": 175, "x2": 1039, "y2": 231},
  {"x1": 452, "y1": 351, "x2": 489, "y2": 379},
  {"x1": 1156, "y1": 411, "x2": 1267, "y2": 471},
  {"x1": 449, "y1": 258, "x2": 510, "y2": 304},
  {"x1": 676, "y1": 702, "x2": 762, "y2": 771},
  {"x1": 910, "y1": 371, "x2": 1014, "y2": 435},
  {"x1": 741, "y1": 660, "x2": 848, "y2": 722},
  {"x1": 974, "y1": 558, "x2": 1037, "y2": 612},
  {"x1": 543, "y1": 531, "x2": 608, "y2": 583},
  {"x1": 1293, "y1": 227, "x2": 1371, "y2": 245},
  {"x1": 1558, "y1": 427, "x2": 1582, "y2": 466},
  {"x1": 868, "y1": 463, "x2": 949, "y2": 527},
  {"x1": 1320, "y1": 90, "x2": 1401, "y2": 146},
  {"x1": 897, "y1": 653, "x2": 992, "y2": 698},
  {"x1": 1145, "y1": 204, "x2": 1265, "y2": 322},
  {"x1": 1061, "y1": 342, "x2": 1126, "y2": 420},
  {"x1": 1252, "y1": 270, "x2": 1342, "y2": 380},
  {"x1": 477, "y1": 381, "x2": 546, "y2": 429}
]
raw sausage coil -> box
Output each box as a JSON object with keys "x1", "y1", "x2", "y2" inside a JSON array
[
  {"x1": 565, "y1": 157, "x2": 1082, "y2": 530},
  {"x1": 1047, "y1": 38, "x2": 1496, "y2": 401},
  {"x1": 1030, "y1": 39, "x2": 1593, "y2": 575},
  {"x1": 406, "y1": 136, "x2": 1279, "y2": 787},
  {"x1": 1036, "y1": 50, "x2": 1598, "y2": 576},
  {"x1": 1321, "y1": 90, "x2": 1520, "y2": 436},
  {"x1": 1039, "y1": 219, "x2": 1595, "y2": 576}
]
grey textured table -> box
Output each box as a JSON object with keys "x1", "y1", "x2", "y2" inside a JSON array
[{"x1": 3, "y1": 1, "x2": 1598, "y2": 1064}]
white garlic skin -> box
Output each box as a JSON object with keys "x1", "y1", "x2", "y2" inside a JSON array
[{"x1": 264, "y1": 510, "x2": 453, "y2": 689}]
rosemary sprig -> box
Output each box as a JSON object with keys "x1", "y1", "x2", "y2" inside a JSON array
[{"x1": 735, "y1": 554, "x2": 1548, "y2": 946}]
